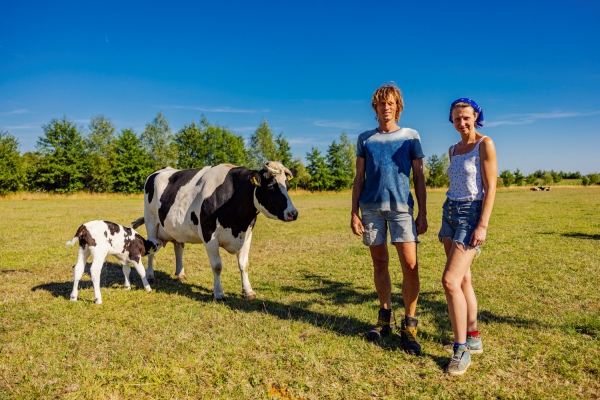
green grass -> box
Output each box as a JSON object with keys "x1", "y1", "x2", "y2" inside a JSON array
[{"x1": 1, "y1": 187, "x2": 599, "y2": 399}]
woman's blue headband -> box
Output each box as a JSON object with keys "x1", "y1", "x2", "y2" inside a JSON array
[{"x1": 449, "y1": 98, "x2": 485, "y2": 128}]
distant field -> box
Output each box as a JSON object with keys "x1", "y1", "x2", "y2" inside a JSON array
[{"x1": 0, "y1": 187, "x2": 599, "y2": 399}]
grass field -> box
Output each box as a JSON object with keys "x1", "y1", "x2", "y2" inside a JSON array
[{"x1": 1, "y1": 187, "x2": 599, "y2": 399}]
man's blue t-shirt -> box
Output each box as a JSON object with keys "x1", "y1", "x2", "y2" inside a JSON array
[{"x1": 356, "y1": 127, "x2": 425, "y2": 212}]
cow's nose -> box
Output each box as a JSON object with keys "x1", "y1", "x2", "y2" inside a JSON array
[{"x1": 286, "y1": 210, "x2": 298, "y2": 221}]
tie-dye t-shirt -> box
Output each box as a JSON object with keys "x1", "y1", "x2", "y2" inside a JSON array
[{"x1": 356, "y1": 128, "x2": 425, "y2": 212}]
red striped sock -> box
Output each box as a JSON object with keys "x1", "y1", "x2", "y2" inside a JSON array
[{"x1": 467, "y1": 331, "x2": 480, "y2": 338}]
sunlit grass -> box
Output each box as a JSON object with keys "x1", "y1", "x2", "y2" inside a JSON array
[{"x1": 0, "y1": 187, "x2": 598, "y2": 398}]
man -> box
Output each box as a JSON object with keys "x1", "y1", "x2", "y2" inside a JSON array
[{"x1": 351, "y1": 83, "x2": 427, "y2": 355}]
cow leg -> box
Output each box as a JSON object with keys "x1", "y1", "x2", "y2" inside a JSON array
[
  {"x1": 122, "y1": 264, "x2": 132, "y2": 290},
  {"x1": 89, "y1": 256, "x2": 106, "y2": 305},
  {"x1": 145, "y1": 223, "x2": 160, "y2": 284},
  {"x1": 237, "y1": 230, "x2": 256, "y2": 300},
  {"x1": 131, "y1": 261, "x2": 152, "y2": 292},
  {"x1": 70, "y1": 247, "x2": 89, "y2": 301},
  {"x1": 146, "y1": 253, "x2": 156, "y2": 284},
  {"x1": 174, "y1": 242, "x2": 187, "y2": 282},
  {"x1": 205, "y1": 240, "x2": 226, "y2": 301}
]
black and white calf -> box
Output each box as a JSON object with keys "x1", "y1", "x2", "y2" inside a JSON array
[
  {"x1": 67, "y1": 220, "x2": 163, "y2": 304},
  {"x1": 132, "y1": 161, "x2": 298, "y2": 300}
]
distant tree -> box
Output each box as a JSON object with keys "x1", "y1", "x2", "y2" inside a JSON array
[
  {"x1": 525, "y1": 174, "x2": 538, "y2": 186},
  {"x1": 588, "y1": 173, "x2": 600, "y2": 185},
  {"x1": 290, "y1": 157, "x2": 311, "y2": 190},
  {"x1": 0, "y1": 131, "x2": 24, "y2": 194},
  {"x1": 542, "y1": 172, "x2": 553, "y2": 185},
  {"x1": 581, "y1": 176, "x2": 590, "y2": 186},
  {"x1": 514, "y1": 168, "x2": 524, "y2": 186},
  {"x1": 84, "y1": 115, "x2": 117, "y2": 192},
  {"x1": 500, "y1": 170, "x2": 515, "y2": 187},
  {"x1": 550, "y1": 170, "x2": 562, "y2": 183},
  {"x1": 306, "y1": 147, "x2": 330, "y2": 191},
  {"x1": 175, "y1": 116, "x2": 247, "y2": 169},
  {"x1": 248, "y1": 119, "x2": 278, "y2": 169},
  {"x1": 32, "y1": 117, "x2": 89, "y2": 193},
  {"x1": 141, "y1": 112, "x2": 177, "y2": 170},
  {"x1": 339, "y1": 132, "x2": 357, "y2": 179},
  {"x1": 426, "y1": 154, "x2": 450, "y2": 188},
  {"x1": 274, "y1": 133, "x2": 293, "y2": 167},
  {"x1": 326, "y1": 139, "x2": 353, "y2": 191},
  {"x1": 111, "y1": 128, "x2": 154, "y2": 194},
  {"x1": 533, "y1": 170, "x2": 544, "y2": 179}
]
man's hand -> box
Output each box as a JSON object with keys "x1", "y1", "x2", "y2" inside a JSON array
[
  {"x1": 415, "y1": 213, "x2": 428, "y2": 235},
  {"x1": 351, "y1": 213, "x2": 364, "y2": 236}
]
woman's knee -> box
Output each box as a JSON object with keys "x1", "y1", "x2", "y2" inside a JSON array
[{"x1": 442, "y1": 274, "x2": 462, "y2": 292}]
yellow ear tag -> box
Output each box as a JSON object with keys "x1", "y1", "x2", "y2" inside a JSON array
[{"x1": 252, "y1": 177, "x2": 259, "y2": 185}]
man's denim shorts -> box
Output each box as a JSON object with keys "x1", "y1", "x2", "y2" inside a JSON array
[
  {"x1": 438, "y1": 199, "x2": 482, "y2": 250},
  {"x1": 361, "y1": 209, "x2": 418, "y2": 246}
]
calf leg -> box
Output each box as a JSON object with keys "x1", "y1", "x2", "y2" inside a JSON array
[
  {"x1": 205, "y1": 240, "x2": 225, "y2": 301},
  {"x1": 122, "y1": 264, "x2": 132, "y2": 290},
  {"x1": 237, "y1": 231, "x2": 256, "y2": 299},
  {"x1": 89, "y1": 257, "x2": 105, "y2": 305},
  {"x1": 174, "y1": 242, "x2": 186, "y2": 282},
  {"x1": 132, "y1": 261, "x2": 152, "y2": 292},
  {"x1": 70, "y1": 247, "x2": 89, "y2": 301}
]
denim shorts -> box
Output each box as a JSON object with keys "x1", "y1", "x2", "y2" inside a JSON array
[
  {"x1": 361, "y1": 209, "x2": 419, "y2": 246},
  {"x1": 438, "y1": 199, "x2": 482, "y2": 250}
]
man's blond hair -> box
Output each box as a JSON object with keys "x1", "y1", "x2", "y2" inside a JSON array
[{"x1": 371, "y1": 84, "x2": 404, "y2": 122}]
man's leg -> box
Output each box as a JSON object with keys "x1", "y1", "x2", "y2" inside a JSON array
[
  {"x1": 370, "y1": 243, "x2": 391, "y2": 309},
  {"x1": 366, "y1": 244, "x2": 396, "y2": 340},
  {"x1": 394, "y1": 241, "x2": 421, "y2": 355},
  {"x1": 394, "y1": 241, "x2": 419, "y2": 317}
]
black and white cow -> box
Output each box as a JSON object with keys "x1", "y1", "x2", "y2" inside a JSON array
[
  {"x1": 132, "y1": 161, "x2": 298, "y2": 300},
  {"x1": 67, "y1": 220, "x2": 163, "y2": 304}
]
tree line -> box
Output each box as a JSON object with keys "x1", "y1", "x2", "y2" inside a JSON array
[
  {"x1": 423, "y1": 153, "x2": 599, "y2": 188},
  {"x1": 1, "y1": 113, "x2": 597, "y2": 195},
  {"x1": 0, "y1": 113, "x2": 356, "y2": 194}
]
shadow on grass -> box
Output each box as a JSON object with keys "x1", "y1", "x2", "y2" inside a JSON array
[
  {"x1": 32, "y1": 266, "x2": 547, "y2": 370},
  {"x1": 539, "y1": 232, "x2": 600, "y2": 240},
  {"x1": 31, "y1": 262, "x2": 149, "y2": 299}
]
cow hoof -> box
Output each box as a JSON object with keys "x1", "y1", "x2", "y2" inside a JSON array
[
  {"x1": 70, "y1": 296, "x2": 77, "y2": 302},
  {"x1": 144, "y1": 286, "x2": 152, "y2": 292},
  {"x1": 147, "y1": 276, "x2": 155, "y2": 284},
  {"x1": 124, "y1": 285, "x2": 131, "y2": 290},
  {"x1": 178, "y1": 275, "x2": 188, "y2": 282},
  {"x1": 94, "y1": 298, "x2": 102, "y2": 305},
  {"x1": 244, "y1": 291, "x2": 256, "y2": 300},
  {"x1": 215, "y1": 296, "x2": 227, "y2": 302}
]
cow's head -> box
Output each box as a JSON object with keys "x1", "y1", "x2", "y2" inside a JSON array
[{"x1": 251, "y1": 161, "x2": 299, "y2": 222}]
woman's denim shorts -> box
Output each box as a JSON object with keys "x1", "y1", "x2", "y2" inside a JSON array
[{"x1": 438, "y1": 199, "x2": 482, "y2": 250}]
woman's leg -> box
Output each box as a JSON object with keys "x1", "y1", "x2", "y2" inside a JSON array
[{"x1": 441, "y1": 239, "x2": 477, "y2": 343}]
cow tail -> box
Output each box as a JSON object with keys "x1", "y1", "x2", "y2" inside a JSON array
[
  {"x1": 131, "y1": 217, "x2": 145, "y2": 229},
  {"x1": 66, "y1": 237, "x2": 78, "y2": 247}
]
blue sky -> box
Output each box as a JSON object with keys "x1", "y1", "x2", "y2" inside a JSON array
[{"x1": 1, "y1": 1, "x2": 599, "y2": 174}]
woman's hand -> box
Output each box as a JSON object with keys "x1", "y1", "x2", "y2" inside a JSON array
[{"x1": 470, "y1": 225, "x2": 487, "y2": 247}]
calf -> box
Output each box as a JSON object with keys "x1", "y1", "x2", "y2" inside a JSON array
[{"x1": 66, "y1": 220, "x2": 163, "y2": 304}]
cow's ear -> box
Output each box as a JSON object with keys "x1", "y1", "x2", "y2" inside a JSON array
[
  {"x1": 289, "y1": 168, "x2": 298, "y2": 179},
  {"x1": 250, "y1": 171, "x2": 262, "y2": 187}
]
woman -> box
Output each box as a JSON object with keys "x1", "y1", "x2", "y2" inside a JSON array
[{"x1": 439, "y1": 98, "x2": 497, "y2": 375}]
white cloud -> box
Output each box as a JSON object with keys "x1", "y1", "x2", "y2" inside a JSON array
[
  {"x1": 313, "y1": 120, "x2": 362, "y2": 130},
  {"x1": 156, "y1": 105, "x2": 268, "y2": 113},
  {"x1": 487, "y1": 110, "x2": 600, "y2": 127},
  {"x1": 5, "y1": 124, "x2": 38, "y2": 130},
  {"x1": 0, "y1": 109, "x2": 30, "y2": 116}
]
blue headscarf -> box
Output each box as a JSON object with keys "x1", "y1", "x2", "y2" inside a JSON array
[{"x1": 449, "y1": 98, "x2": 485, "y2": 128}]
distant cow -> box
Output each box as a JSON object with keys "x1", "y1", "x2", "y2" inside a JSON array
[
  {"x1": 67, "y1": 220, "x2": 163, "y2": 304},
  {"x1": 132, "y1": 161, "x2": 298, "y2": 300}
]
